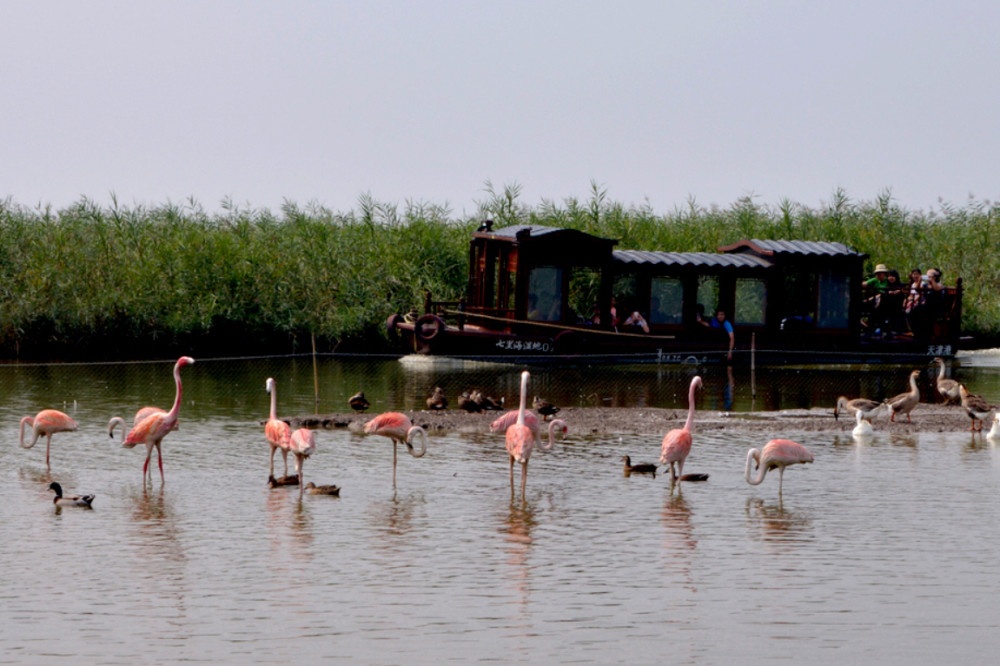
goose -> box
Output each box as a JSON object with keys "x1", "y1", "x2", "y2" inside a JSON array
[
  {"x1": 49, "y1": 481, "x2": 95, "y2": 508},
  {"x1": 885, "y1": 370, "x2": 921, "y2": 423},
  {"x1": 959, "y1": 384, "x2": 994, "y2": 432},
  {"x1": 834, "y1": 396, "x2": 883, "y2": 422},
  {"x1": 933, "y1": 357, "x2": 962, "y2": 404}
]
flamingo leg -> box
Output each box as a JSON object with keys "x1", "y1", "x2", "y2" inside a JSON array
[
  {"x1": 157, "y1": 443, "x2": 164, "y2": 484},
  {"x1": 520, "y1": 460, "x2": 528, "y2": 498},
  {"x1": 142, "y1": 444, "x2": 153, "y2": 486},
  {"x1": 269, "y1": 446, "x2": 276, "y2": 477},
  {"x1": 392, "y1": 440, "x2": 398, "y2": 488},
  {"x1": 282, "y1": 450, "x2": 289, "y2": 478},
  {"x1": 778, "y1": 467, "x2": 785, "y2": 495},
  {"x1": 509, "y1": 455, "x2": 515, "y2": 491},
  {"x1": 297, "y1": 457, "x2": 305, "y2": 499},
  {"x1": 46, "y1": 435, "x2": 52, "y2": 469}
]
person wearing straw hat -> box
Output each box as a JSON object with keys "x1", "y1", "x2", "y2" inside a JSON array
[
  {"x1": 865, "y1": 263, "x2": 890, "y2": 292},
  {"x1": 864, "y1": 263, "x2": 891, "y2": 334}
]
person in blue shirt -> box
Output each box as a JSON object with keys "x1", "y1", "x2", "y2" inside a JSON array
[{"x1": 710, "y1": 309, "x2": 735, "y2": 360}]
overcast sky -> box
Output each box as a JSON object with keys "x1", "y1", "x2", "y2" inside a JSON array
[{"x1": 2, "y1": 1, "x2": 997, "y2": 217}]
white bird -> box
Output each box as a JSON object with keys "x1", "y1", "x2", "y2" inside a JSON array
[
  {"x1": 987, "y1": 414, "x2": 1000, "y2": 442},
  {"x1": 852, "y1": 410, "x2": 875, "y2": 438}
]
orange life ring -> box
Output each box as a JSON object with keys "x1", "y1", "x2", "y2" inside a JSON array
[{"x1": 414, "y1": 314, "x2": 445, "y2": 343}]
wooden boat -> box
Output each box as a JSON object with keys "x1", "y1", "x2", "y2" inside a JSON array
[{"x1": 386, "y1": 222, "x2": 964, "y2": 365}]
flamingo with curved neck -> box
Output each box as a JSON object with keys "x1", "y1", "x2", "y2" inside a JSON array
[
  {"x1": 108, "y1": 406, "x2": 174, "y2": 440},
  {"x1": 20, "y1": 409, "x2": 78, "y2": 469},
  {"x1": 745, "y1": 439, "x2": 814, "y2": 496},
  {"x1": 660, "y1": 376, "x2": 702, "y2": 491},
  {"x1": 289, "y1": 427, "x2": 317, "y2": 498},
  {"x1": 124, "y1": 356, "x2": 194, "y2": 485},
  {"x1": 364, "y1": 412, "x2": 428, "y2": 488},
  {"x1": 265, "y1": 377, "x2": 291, "y2": 478}
]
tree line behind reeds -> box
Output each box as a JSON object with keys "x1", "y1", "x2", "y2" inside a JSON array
[{"x1": 0, "y1": 184, "x2": 997, "y2": 358}]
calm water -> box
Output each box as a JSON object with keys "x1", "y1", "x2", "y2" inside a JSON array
[{"x1": 2, "y1": 354, "x2": 1000, "y2": 664}]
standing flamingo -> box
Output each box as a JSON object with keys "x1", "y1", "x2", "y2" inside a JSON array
[
  {"x1": 264, "y1": 377, "x2": 291, "y2": 478},
  {"x1": 20, "y1": 409, "x2": 78, "y2": 469},
  {"x1": 490, "y1": 408, "x2": 540, "y2": 436},
  {"x1": 123, "y1": 356, "x2": 194, "y2": 485},
  {"x1": 745, "y1": 439, "x2": 814, "y2": 496},
  {"x1": 506, "y1": 370, "x2": 537, "y2": 497},
  {"x1": 288, "y1": 428, "x2": 317, "y2": 498},
  {"x1": 660, "y1": 376, "x2": 703, "y2": 491},
  {"x1": 363, "y1": 412, "x2": 427, "y2": 488}
]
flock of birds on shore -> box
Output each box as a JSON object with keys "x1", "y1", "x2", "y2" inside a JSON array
[
  {"x1": 21, "y1": 355, "x2": 996, "y2": 511},
  {"x1": 835, "y1": 357, "x2": 1000, "y2": 438}
]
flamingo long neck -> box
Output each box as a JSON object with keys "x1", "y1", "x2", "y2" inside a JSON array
[
  {"x1": 516, "y1": 371, "x2": 529, "y2": 427},
  {"x1": 542, "y1": 418, "x2": 566, "y2": 451},
  {"x1": 745, "y1": 449, "x2": 768, "y2": 485},
  {"x1": 683, "y1": 380, "x2": 698, "y2": 432},
  {"x1": 406, "y1": 426, "x2": 428, "y2": 457},
  {"x1": 269, "y1": 381, "x2": 278, "y2": 420},
  {"x1": 168, "y1": 360, "x2": 185, "y2": 419},
  {"x1": 19, "y1": 416, "x2": 38, "y2": 448}
]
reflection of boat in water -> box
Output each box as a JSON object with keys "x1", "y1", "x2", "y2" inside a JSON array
[{"x1": 387, "y1": 223, "x2": 964, "y2": 366}]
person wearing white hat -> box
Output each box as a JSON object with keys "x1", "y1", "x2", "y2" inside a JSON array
[{"x1": 864, "y1": 263, "x2": 891, "y2": 334}]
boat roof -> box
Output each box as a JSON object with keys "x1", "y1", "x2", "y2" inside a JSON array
[
  {"x1": 612, "y1": 250, "x2": 772, "y2": 269},
  {"x1": 719, "y1": 238, "x2": 865, "y2": 258}
]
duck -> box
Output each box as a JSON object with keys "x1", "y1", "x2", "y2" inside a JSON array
[
  {"x1": 304, "y1": 482, "x2": 341, "y2": 496},
  {"x1": 457, "y1": 391, "x2": 482, "y2": 413},
  {"x1": 426, "y1": 386, "x2": 448, "y2": 411},
  {"x1": 885, "y1": 369, "x2": 921, "y2": 423},
  {"x1": 533, "y1": 396, "x2": 560, "y2": 421},
  {"x1": 477, "y1": 394, "x2": 505, "y2": 411},
  {"x1": 959, "y1": 384, "x2": 994, "y2": 432},
  {"x1": 834, "y1": 396, "x2": 883, "y2": 422},
  {"x1": 933, "y1": 357, "x2": 962, "y2": 404},
  {"x1": 678, "y1": 473, "x2": 710, "y2": 482},
  {"x1": 621, "y1": 454, "x2": 658, "y2": 478},
  {"x1": 348, "y1": 391, "x2": 370, "y2": 413},
  {"x1": 852, "y1": 409, "x2": 875, "y2": 437},
  {"x1": 267, "y1": 474, "x2": 300, "y2": 487},
  {"x1": 49, "y1": 481, "x2": 95, "y2": 508}
]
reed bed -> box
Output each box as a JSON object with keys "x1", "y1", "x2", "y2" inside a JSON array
[{"x1": 0, "y1": 185, "x2": 997, "y2": 358}]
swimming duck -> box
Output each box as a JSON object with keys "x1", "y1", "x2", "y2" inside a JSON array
[
  {"x1": 349, "y1": 391, "x2": 370, "y2": 413},
  {"x1": 267, "y1": 474, "x2": 300, "y2": 487},
  {"x1": 304, "y1": 482, "x2": 341, "y2": 496},
  {"x1": 621, "y1": 454, "x2": 658, "y2": 478},
  {"x1": 49, "y1": 481, "x2": 95, "y2": 508},
  {"x1": 532, "y1": 396, "x2": 560, "y2": 421}
]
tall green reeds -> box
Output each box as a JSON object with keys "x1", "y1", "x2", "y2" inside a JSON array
[{"x1": 0, "y1": 186, "x2": 997, "y2": 359}]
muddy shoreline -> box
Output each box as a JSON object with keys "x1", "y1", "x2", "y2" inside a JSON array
[{"x1": 286, "y1": 403, "x2": 985, "y2": 437}]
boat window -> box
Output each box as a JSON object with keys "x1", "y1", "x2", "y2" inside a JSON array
[
  {"x1": 527, "y1": 266, "x2": 562, "y2": 322},
  {"x1": 817, "y1": 270, "x2": 850, "y2": 328},
  {"x1": 734, "y1": 278, "x2": 766, "y2": 325},
  {"x1": 569, "y1": 267, "x2": 601, "y2": 325},
  {"x1": 697, "y1": 276, "x2": 719, "y2": 316},
  {"x1": 650, "y1": 277, "x2": 683, "y2": 324}
]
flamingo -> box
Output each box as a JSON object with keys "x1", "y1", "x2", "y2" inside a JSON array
[
  {"x1": 660, "y1": 375, "x2": 703, "y2": 491},
  {"x1": 622, "y1": 454, "x2": 657, "y2": 478},
  {"x1": 506, "y1": 370, "x2": 537, "y2": 497},
  {"x1": 108, "y1": 406, "x2": 174, "y2": 440},
  {"x1": 288, "y1": 427, "x2": 317, "y2": 498},
  {"x1": 745, "y1": 439, "x2": 814, "y2": 496},
  {"x1": 48, "y1": 481, "x2": 95, "y2": 508},
  {"x1": 885, "y1": 369, "x2": 921, "y2": 423},
  {"x1": 852, "y1": 409, "x2": 875, "y2": 437},
  {"x1": 959, "y1": 384, "x2": 994, "y2": 432},
  {"x1": 363, "y1": 412, "x2": 428, "y2": 488},
  {"x1": 123, "y1": 356, "x2": 194, "y2": 485},
  {"x1": 490, "y1": 408, "x2": 540, "y2": 436},
  {"x1": 264, "y1": 377, "x2": 291, "y2": 479},
  {"x1": 834, "y1": 396, "x2": 883, "y2": 422},
  {"x1": 20, "y1": 409, "x2": 78, "y2": 469},
  {"x1": 933, "y1": 357, "x2": 961, "y2": 404}
]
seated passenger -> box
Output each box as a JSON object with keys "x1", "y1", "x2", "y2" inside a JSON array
[{"x1": 622, "y1": 309, "x2": 649, "y2": 333}]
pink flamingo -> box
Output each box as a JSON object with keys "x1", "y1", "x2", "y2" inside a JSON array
[
  {"x1": 505, "y1": 370, "x2": 566, "y2": 497},
  {"x1": 363, "y1": 412, "x2": 428, "y2": 487},
  {"x1": 123, "y1": 356, "x2": 194, "y2": 485},
  {"x1": 108, "y1": 406, "x2": 175, "y2": 440},
  {"x1": 288, "y1": 427, "x2": 317, "y2": 498},
  {"x1": 264, "y1": 377, "x2": 292, "y2": 478},
  {"x1": 745, "y1": 439, "x2": 814, "y2": 495},
  {"x1": 20, "y1": 409, "x2": 78, "y2": 469},
  {"x1": 660, "y1": 375, "x2": 703, "y2": 491},
  {"x1": 490, "y1": 408, "x2": 540, "y2": 436}
]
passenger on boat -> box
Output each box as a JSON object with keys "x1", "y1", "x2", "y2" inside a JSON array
[
  {"x1": 622, "y1": 308, "x2": 649, "y2": 333},
  {"x1": 863, "y1": 263, "x2": 892, "y2": 335},
  {"x1": 710, "y1": 309, "x2": 734, "y2": 361},
  {"x1": 883, "y1": 269, "x2": 906, "y2": 334},
  {"x1": 904, "y1": 267, "x2": 929, "y2": 336}
]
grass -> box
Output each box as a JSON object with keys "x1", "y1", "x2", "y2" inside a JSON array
[{"x1": 0, "y1": 185, "x2": 997, "y2": 359}]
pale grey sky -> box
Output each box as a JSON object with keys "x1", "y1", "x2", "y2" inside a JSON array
[{"x1": 2, "y1": 1, "x2": 997, "y2": 216}]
